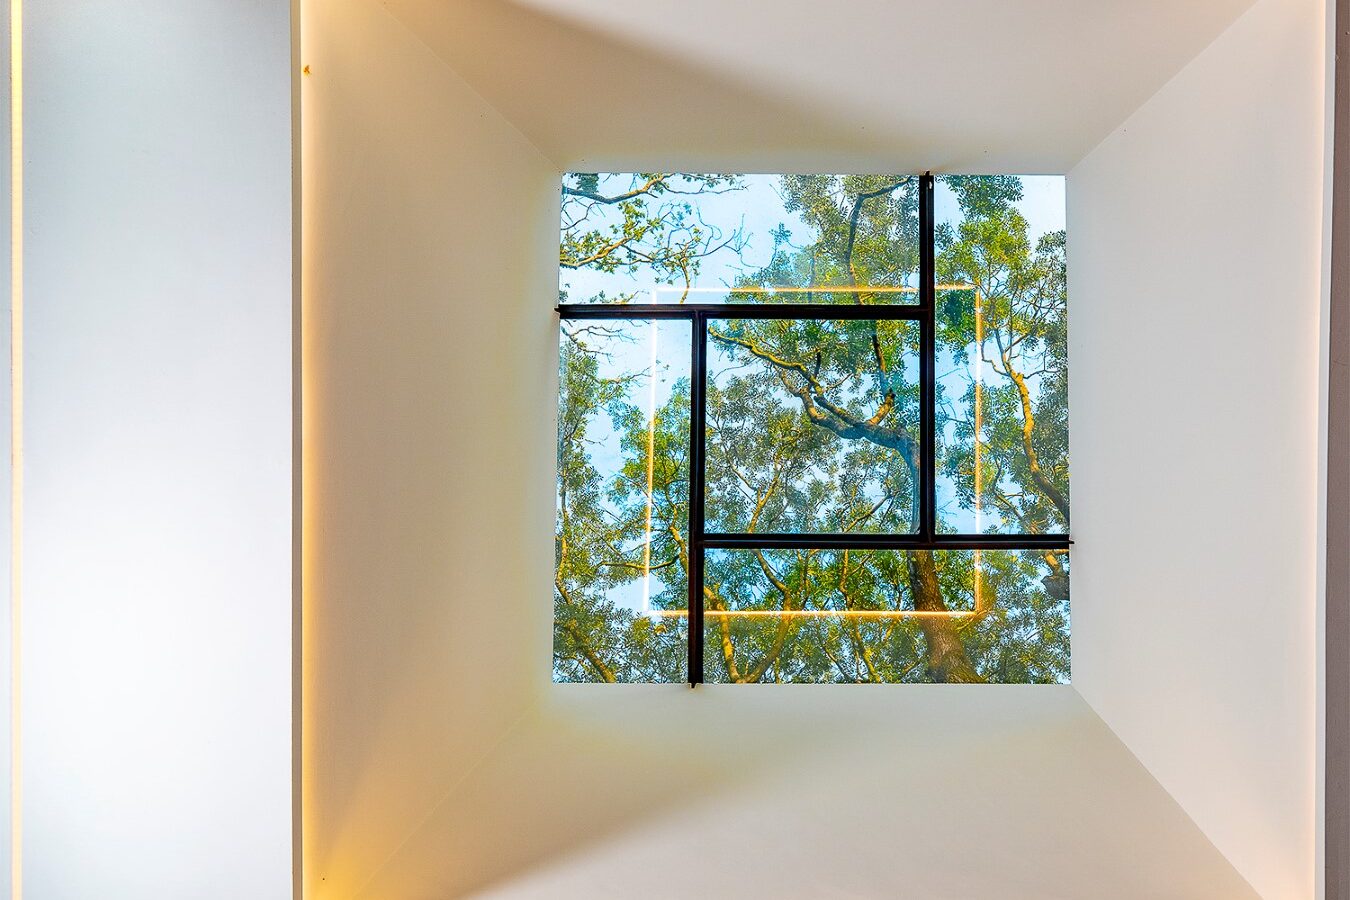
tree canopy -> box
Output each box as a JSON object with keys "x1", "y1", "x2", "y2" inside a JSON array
[{"x1": 555, "y1": 173, "x2": 1070, "y2": 683}]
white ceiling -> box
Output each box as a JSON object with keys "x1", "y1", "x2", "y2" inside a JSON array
[{"x1": 381, "y1": 0, "x2": 1256, "y2": 173}]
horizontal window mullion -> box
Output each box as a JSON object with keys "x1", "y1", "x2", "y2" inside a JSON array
[
  {"x1": 557, "y1": 303, "x2": 926, "y2": 321},
  {"x1": 931, "y1": 534, "x2": 1072, "y2": 550},
  {"x1": 701, "y1": 533, "x2": 1071, "y2": 551},
  {"x1": 557, "y1": 304, "x2": 698, "y2": 320}
]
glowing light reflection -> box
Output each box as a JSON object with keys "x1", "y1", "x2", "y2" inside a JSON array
[
  {"x1": 973, "y1": 287, "x2": 984, "y2": 614},
  {"x1": 647, "y1": 609, "x2": 973, "y2": 619},
  {"x1": 641, "y1": 317, "x2": 658, "y2": 617}
]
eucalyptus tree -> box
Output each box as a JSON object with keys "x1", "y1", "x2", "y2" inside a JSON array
[{"x1": 555, "y1": 172, "x2": 1069, "y2": 684}]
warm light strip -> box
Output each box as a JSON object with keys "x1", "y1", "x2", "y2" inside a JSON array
[
  {"x1": 9, "y1": 0, "x2": 21, "y2": 893},
  {"x1": 645, "y1": 609, "x2": 974, "y2": 619},
  {"x1": 669, "y1": 286, "x2": 919, "y2": 293},
  {"x1": 973, "y1": 288, "x2": 983, "y2": 615},
  {"x1": 652, "y1": 284, "x2": 977, "y2": 295},
  {"x1": 640, "y1": 320, "x2": 658, "y2": 613}
]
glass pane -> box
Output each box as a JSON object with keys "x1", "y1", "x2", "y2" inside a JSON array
[
  {"x1": 559, "y1": 173, "x2": 920, "y2": 305},
  {"x1": 706, "y1": 318, "x2": 921, "y2": 534},
  {"x1": 703, "y1": 549, "x2": 1069, "y2": 683},
  {"x1": 554, "y1": 319, "x2": 691, "y2": 682},
  {"x1": 934, "y1": 176, "x2": 1069, "y2": 534}
]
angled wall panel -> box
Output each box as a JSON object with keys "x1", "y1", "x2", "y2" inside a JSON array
[
  {"x1": 1069, "y1": 0, "x2": 1327, "y2": 895},
  {"x1": 300, "y1": 0, "x2": 560, "y2": 893}
]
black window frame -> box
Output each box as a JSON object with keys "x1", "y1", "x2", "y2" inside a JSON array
[{"x1": 556, "y1": 174, "x2": 1071, "y2": 684}]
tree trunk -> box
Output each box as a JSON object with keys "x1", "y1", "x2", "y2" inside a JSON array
[{"x1": 908, "y1": 551, "x2": 984, "y2": 683}]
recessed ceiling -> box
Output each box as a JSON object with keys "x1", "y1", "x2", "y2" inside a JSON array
[{"x1": 380, "y1": 0, "x2": 1256, "y2": 173}]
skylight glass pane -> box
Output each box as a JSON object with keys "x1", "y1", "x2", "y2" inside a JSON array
[
  {"x1": 554, "y1": 319, "x2": 691, "y2": 682},
  {"x1": 555, "y1": 172, "x2": 1070, "y2": 684},
  {"x1": 705, "y1": 318, "x2": 922, "y2": 534},
  {"x1": 559, "y1": 173, "x2": 920, "y2": 305},
  {"x1": 934, "y1": 176, "x2": 1069, "y2": 535},
  {"x1": 703, "y1": 549, "x2": 1069, "y2": 683}
]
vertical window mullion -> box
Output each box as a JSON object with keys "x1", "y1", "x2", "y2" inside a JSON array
[
  {"x1": 688, "y1": 310, "x2": 707, "y2": 685},
  {"x1": 919, "y1": 174, "x2": 937, "y2": 543}
]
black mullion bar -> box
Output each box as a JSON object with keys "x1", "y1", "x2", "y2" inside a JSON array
[
  {"x1": 918, "y1": 174, "x2": 935, "y2": 315},
  {"x1": 702, "y1": 532, "x2": 1070, "y2": 551},
  {"x1": 919, "y1": 174, "x2": 937, "y2": 544},
  {"x1": 687, "y1": 312, "x2": 708, "y2": 685},
  {"x1": 932, "y1": 533, "x2": 1072, "y2": 549},
  {"x1": 558, "y1": 305, "x2": 695, "y2": 320},
  {"x1": 557, "y1": 303, "x2": 924, "y2": 321}
]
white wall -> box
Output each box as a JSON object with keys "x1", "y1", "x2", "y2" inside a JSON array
[
  {"x1": 303, "y1": 3, "x2": 1289, "y2": 898},
  {"x1": 300, "y1": 0, "x2": 559, "y2": 892},
  {"x1": 22, "y1": 2, "x2": 294, "y2": 896},
  {"x1": 1068, "y1": 0, "x2": 1326, "y2": 896}
]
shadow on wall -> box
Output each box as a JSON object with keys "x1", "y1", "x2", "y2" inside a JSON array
[
  {"x1": 380, "y1": 0, "x2": 944, "y2": 172},
  {"x1": 379, "y1": 0, "x2": 1264, "y2": 174}
]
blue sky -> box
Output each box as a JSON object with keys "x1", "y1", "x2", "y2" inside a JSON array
[{"x1": 561, "y1": 173, "x2": 1065, "y2": 304}]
